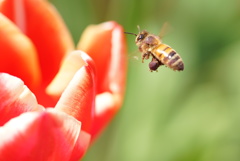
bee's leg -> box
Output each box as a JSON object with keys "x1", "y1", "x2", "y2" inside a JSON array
[
  {"x1": 149, "y1": 57, "x2": 163, "y2": 72},
  {"x1": 142, "y1": 52, "x2": 151, "y2": 63}
]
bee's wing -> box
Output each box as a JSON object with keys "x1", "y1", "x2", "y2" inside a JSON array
[{"x1": 159, "y1": 22, "x2": 172, "y2": 39}]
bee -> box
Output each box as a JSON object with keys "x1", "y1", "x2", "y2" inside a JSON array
[{"x1": 125, "y1": 26, "x2": 184, "y2": 72}]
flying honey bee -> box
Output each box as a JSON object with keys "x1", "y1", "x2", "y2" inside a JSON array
[{"x1": 125, "y1": 26, "x2": 184, "y2": 72}]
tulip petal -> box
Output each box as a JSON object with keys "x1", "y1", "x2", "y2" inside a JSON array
[
  {"x1": 0, "y1": 109, "x2": 88, "y2": 161},
  {"x1": 55, "y1": 52, "x2": 96, "y2": 133},
  {"x1": 77, "y1": 21, "x2": 127, "y2": 138},
  {"x1": 70, "y1": 130, "x2": 91, "y2": 161},
  {"x1": 0, "y1": 13, "x2": 41, "y2": 90},
  {"x1": 0, "y1": 73, "x2": 44, "y2": 126},
  {"x1": 77, "y1": 21, "x2": 118, "y2": 93},
  {"x1": 0, "y1": 0, "x2": 75, "y2": 85},
  {"x1": 46, "y1": 51, "x2": 94, "y2": 98}
]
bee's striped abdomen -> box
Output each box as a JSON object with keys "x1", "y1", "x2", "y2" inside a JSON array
[{"x1": 152, "y1": 44, "x2": 184, "y2": 71}]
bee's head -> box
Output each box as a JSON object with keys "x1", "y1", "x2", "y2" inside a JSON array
[
  {"x1": 124, "y1": 26, "x2": 149, "y2": 45},
  {"x1": 135, "y1": 30, "x2": 148, "y2": 44}
]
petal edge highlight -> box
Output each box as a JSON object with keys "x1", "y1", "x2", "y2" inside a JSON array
[{"x1": 0, "y1": 73, "x2": 43, "y2": 126}]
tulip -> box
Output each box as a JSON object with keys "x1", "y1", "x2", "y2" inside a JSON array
[{"x1": 0, "y1": 0, "x2": 127, "y2": 160}]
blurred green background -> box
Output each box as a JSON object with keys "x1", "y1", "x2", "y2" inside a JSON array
[{"x1": 50, "y1": 0, "x2": 240, "y2": 160}]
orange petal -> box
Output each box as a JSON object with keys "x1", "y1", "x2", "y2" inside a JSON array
[
  {"x1": 0, "y1": 109, "x2": 89, "y2": 161},
  {"x1": 77, "y1": 21, "x2": 127, "y2": 139},
  {"x1": 0, "y1": 73, "x2": 44, "y2": 126},
  {"x1": 0, "y1": 0, "x2": 75, "y2": 85},
  {"x1": 55, "y1": 52, "x2": 96, "y2": 133},
  {"x1": 0, "y1": 13, "x2": 41, "y2": 90},
  {"x1": 77, "y1": 21, "x2": 118, "y2": 93}
]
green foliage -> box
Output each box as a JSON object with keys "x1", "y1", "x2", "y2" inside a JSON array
[{"x1": 51, "y1": 0, "x2": 240, "y2": 160}]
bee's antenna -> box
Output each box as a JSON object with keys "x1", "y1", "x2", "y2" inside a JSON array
[
  {"x1": 137, "y1": 25, "x2": 141, "y2": 33},
  {"x1": 124, "y1": 32, "x2": 137, "y2": 36}
]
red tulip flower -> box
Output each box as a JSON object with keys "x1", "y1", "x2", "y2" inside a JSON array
[{"x1": 0, "y1": 0, "x2": 127, "y2": 160}]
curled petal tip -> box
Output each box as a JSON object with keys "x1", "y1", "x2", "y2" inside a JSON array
[
  {"x1": 80, "y1": 51, "x2": 96, "y2": 85},
  {"x1": 46, "y1": 50, "x2": 95, "y2": 98},
  {"x1": 54, "y1": 53, "x2": 96, "y2": 133}
]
